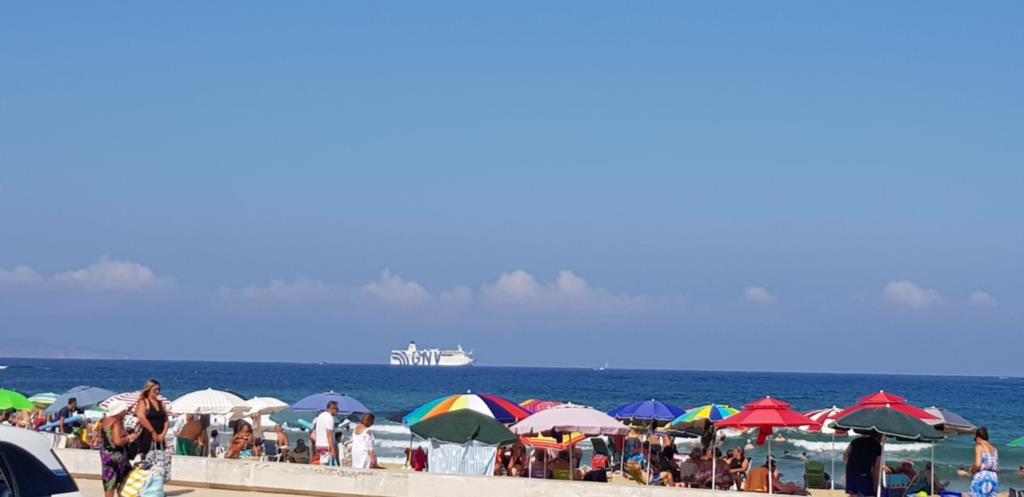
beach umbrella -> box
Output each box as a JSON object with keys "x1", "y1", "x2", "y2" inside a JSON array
[
  {"x1": 838, "y1": 391, "x2": 941, "y2": 424},
  {"x1": 520, "y1": 399, "x2": 563, "y2": 414},
  {"x1": 520, "y1": 431, "x2": 587, "y2": 450},
  {"x1": 410, "y1": 409, "x2": 517, "y2": 445},
  {"x1": 0, "y1": 389, "x2": 33, "y2": 411},
  {"x1": 608, "y1": 399, "x2": 685, "y2": 425},
  {"x1": 99, "y1": 391, "x2": 172, "y2": 413},
  {"x1": 800, "y1": 406, "x2": 847, "y2": 435},
  {"x1": 171, "y1": 388, "x2": 247, "y2": 416},
  {"x1": 1008, "y1": 436, "x2": 1024, "y2": 448},
  {"x1": 924, "y1": 407, "x2": 977, "y2": 435},
  {"x1": 28, "y1": 392, "x2": 58, "y2": 408},
  {"x1": 45, "y1": 386, "x2": 116, "y2": 415},
  {"x1": 718, "y1": 396, "x2": 820, "y2": 494},
  {"x1": 244, "y1": 397, "x2": 289, "y2": 416},
  {"x1": 511, "y1": 404, "x2": 629, "y2": 435},
  {"x1": 291, "y1": 391, "x2": 370, "y2": 414},
  {"x1": 666, "y1": 403, "x2": 740, "y2": 489},
  {"x1": 609, "y1": 399, "x2": 684, "y2": 484},
  {"x1": 403, "y1": 393, "x2": 529, "y2": 426},
  {"x1": 835, "y1": 406, "x2": 945, "y2": 497}
]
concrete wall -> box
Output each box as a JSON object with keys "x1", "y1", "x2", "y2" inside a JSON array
[{"x1": 56, "y1": 449, "x2": 725, "y2": 497}]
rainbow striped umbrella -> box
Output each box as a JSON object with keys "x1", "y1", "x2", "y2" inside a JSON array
[
  {"x1": 667, "y1": 403, "x2": 739, "y2": 430},
  {"x1": 520, "y1": 399, "x2": 562, "y2": 414},
  {"x1": 403, "y1": 393, "x2": 530, "y2": 426}
]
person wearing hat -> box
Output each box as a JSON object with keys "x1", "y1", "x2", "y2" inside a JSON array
[{"x1": 98, "y1": 401, "x2": 140, "y2": 497}]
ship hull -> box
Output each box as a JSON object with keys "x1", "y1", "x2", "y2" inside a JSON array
[{"x1": 389, "y1": 349, "x2": 474, "y2": 367}]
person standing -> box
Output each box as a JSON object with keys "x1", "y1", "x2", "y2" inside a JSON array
[
  {"x1": 351, "y1": 413, "x2": 382, "y2": 469},
  {"x1": 175, "y1": 414, "x2": 205, "y2": 456},
  {"x1": 135, "y1": 379, "x2": 168, "y2": 459},
  {"x1": 98, "y1": 401, "x2": 140, "y2": 497},
  {"x1": 844, "y1": 432, "x2": 882, "y2": 497},
  {"x1": 970, "y1": 427, "x2": 998, "y2": 497},
  {"x1": 57, "y1": 397, "x2": 78, "y2": 435},
  {"x1": 312, "y1": 401, "x2": 339, "y2": 465}
]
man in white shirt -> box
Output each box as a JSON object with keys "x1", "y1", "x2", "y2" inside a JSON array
[{"x1": 312, "y1": 401, "x2": 339, "y2": 465}]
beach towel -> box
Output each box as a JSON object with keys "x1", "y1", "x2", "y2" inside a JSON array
[{"x1": 120, "y1": 467, "x2": 149, "y2": 497}]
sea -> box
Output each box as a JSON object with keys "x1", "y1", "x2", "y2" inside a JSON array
[{"x1": 2, "y1": 358, "x2": 1021, "y2": 492}]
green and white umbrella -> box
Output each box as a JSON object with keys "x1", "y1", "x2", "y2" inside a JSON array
[{"x1": 29, "y1": 392, "x2": 59, "y2": 408}]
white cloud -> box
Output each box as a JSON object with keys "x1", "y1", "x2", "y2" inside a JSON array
[
  {"x1": 883, "y1": 280, "x2": 941, "y2": 310},
  {"x1": 556, "y1": 270, "x2": 590, "y2": 296},
  {"x1": 0, "y1": 265, "x2": 44, "y2": 286},
  {"x1": 744, "y1": 286, "x2": 778, "y2": 304},
  {"x1": 218, "y1": 277, "x2": 333, "y2": 303},
  {"x1": 484, "y1": 270, "x2": 540, "y2": 301},
  {"x1": 0, "y1": 257, "x2": 172, "y2": 292},
  {"x1": 220, "y1": 268, "x2": 650, "y2": 317},
  {"x1": 439, "y1": 286, "x2": 474, "y2": 306},
  {"x1": 53, "y1": 257, "x2": 172, "y2": 291},
  {"x1": 361, "y1": 270, "x2": 431, "y2": 306},
  {"x1": 968, "y1": 291, "x2": 997, "y2": 307}
]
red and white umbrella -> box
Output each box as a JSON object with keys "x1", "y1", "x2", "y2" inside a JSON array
[
  {"x1": 801, "y1": 406, "x2": 848, "y2": 435},
  {"x1": 99, "y1": 391, "x2": 172, "y2": 413}
]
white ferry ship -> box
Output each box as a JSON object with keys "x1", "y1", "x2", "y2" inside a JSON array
[{"x1": 389, "y1": 342, "x2": 474, "y2": 367}]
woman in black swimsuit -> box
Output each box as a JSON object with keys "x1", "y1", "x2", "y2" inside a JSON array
[{"x1": 134, "y1": 379, "x2": 168, "y2": 458}]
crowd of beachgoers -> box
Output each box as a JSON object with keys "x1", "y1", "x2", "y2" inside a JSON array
[{"x1": 2, "y1": 379, "x2": 1015, "y2": 497}]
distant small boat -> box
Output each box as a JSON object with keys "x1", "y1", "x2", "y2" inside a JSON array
[
  {"x1": 594, "y1": 362, "x2": 608, "y2": 371},
  {"x1": 0, "y1": 365, "x2": 7, "y2": 370}
]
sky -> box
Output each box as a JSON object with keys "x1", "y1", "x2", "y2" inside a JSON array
[{"x1": 1, "y1": 2, "x2": 1021, "y2": 374}]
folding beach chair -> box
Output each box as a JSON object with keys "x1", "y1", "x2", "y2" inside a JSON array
[{"x1": 803, "y1": 460, "x2": 828, "y2": 489}]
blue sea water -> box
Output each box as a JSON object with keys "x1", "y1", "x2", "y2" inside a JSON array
[{"x1": 2, "y1": 358, "x2": 1021, "y2": 491}]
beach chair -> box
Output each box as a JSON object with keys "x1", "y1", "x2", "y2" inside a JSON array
[
  {"x1": 745, "y1": 467, "x2": 770, "y2": 493},
  {"x1": 553, "y1": 468, "x2": 573, "y2": 480},
  {"x1": 884, "y1": 474, "x2": 911, "y2": 497},
  {"x1": 803, "y1": 461, "x2": 828, "y2": 489},
  {"x1": 678, "y1": 461, "x2": 698, "y2": 486},
  {"x1": 262, "y1": 440, "x2": 282, "y2": 462}
]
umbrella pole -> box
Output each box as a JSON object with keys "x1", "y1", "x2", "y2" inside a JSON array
[
  {"x1": 831, "y1": 431, "x2": 836, "y2": 490},
  {"x1": 877, "y1": 440, "x2": 885, "y2": 497},
  {"x1": 711, "y1": 430, "x2": 717, "y2": 490},
  {"x1": 528, "y1": 447, "x2": 532, "y2": 479},
  {"x1": 768, "y1": 437, "x2": 774, "y2": 495},
  {"x1": 930, "y1": 444, "x2": 935, "y2": 496}
]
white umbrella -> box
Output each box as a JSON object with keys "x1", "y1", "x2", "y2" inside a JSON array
[
  {"x1": 171, "y1": 388, "x2": 247, "y2": 416},
  {"x1": 510, "y1": 404, "x2": 630, "y2": 436},
  {"x1": 244, "y1": 397, "x2": 289, "y2": 417}
]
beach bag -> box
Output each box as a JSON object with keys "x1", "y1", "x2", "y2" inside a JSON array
[
  {"x1": 121, "y1": 467, "x2": 149, "y2": 497},
  {"x1": 145, "y1": 443, "x2": 173, "y2": 481},
  {"x1": 139, "y1": 473, "x2": 165, "y2": 497}
]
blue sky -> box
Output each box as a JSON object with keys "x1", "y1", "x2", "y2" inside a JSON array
[{"x1": 1, "y1": 2, "x2": 1021, "y2": 374}]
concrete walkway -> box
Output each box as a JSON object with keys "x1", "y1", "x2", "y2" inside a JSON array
[{"x1": 78, "y1": 480, "x2": 308, "y2": 497}]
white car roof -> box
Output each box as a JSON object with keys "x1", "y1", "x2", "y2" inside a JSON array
[{"x1": 0, "y1": 425, "x2": 67, "y2": 473}]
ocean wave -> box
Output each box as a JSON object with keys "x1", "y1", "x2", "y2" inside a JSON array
[
  {"x1": 789, "y1": 439, "x2": 931, "y2": 453},
  {"x1": 372, "y1": 423, "x2": 411, "y2": 435},
  {"x1": 376, "y1": 439, "x2": 430, "y2": 449},
  {"x1": 378, "y1": 456, "x2": 407, "y2": 465}
]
